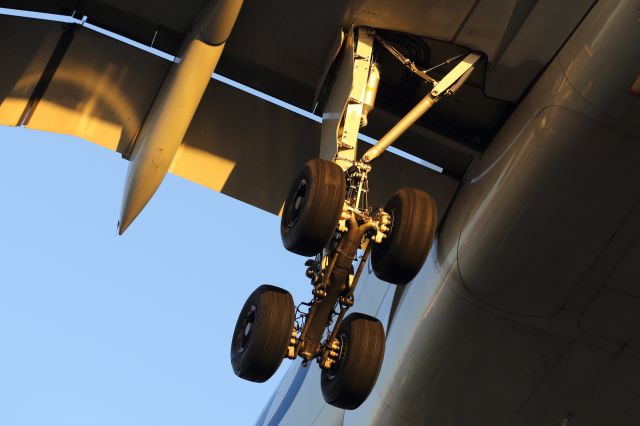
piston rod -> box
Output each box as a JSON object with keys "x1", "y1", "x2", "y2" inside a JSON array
[
  {"x1": 362, "y1": 92, "x2": 436, "y2": 163},
  {"x1": 362, "y1": 53, "x2": 480, "y2": 163}
]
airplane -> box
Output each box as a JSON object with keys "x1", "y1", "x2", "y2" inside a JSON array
[{"x1": 0, "y1": 0, "x2": 639, "y2": 424}]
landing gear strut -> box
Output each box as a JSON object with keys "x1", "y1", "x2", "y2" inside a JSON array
[{"x1": 231, "y1": 26, "x2": 478, "y2": 409}]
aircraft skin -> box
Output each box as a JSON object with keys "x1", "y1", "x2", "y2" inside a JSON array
[
  {"x1": 258, "y1": 0, "x2": 640, "y2": 424},
  {"x1": 0, "y1": 0, "x2": 639, "y2": 424}
]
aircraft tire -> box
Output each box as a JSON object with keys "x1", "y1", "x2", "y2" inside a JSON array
[
  {"x1": 371, "y1": 188, "x2": 437, "y2": 285},
  {"x1": 230, "y1": 285, "x2": 295, "y2": 383},
  {"x1": 281, "y1": 158, "x2": 346, "y2": 256},
  {"x1": 321, "y1": 313, "x2": 385, "y2": 410}
]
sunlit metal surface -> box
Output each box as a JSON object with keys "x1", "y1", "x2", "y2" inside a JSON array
[{"x1": 262, "y1": 0, "x2": 640, "y2": 423}]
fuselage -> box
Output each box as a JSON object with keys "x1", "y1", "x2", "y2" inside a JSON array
[{"x1": 259, "y1": 0, "x2": 640, "y2": 424}]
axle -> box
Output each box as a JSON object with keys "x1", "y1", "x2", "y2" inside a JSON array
[{"x1": 297, "y1": 217, "x2": 373, "y2": 360}]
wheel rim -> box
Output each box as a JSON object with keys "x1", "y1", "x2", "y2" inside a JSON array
[
  {"x1": 234, "y1": 305, "x2": 257, "y2": 353},
  {"x1": 375, "y1": 208, "x2": 397, "y2": 250},
  {"x1": 325, "y1": 333, "x2": 347, "y2": 381},
  {"x1": 285, "y1": 179, "x2": 308, "y2": 228}
]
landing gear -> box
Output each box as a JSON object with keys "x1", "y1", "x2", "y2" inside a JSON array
[
  {"x1": 231, "y1": 157, "x2": 434, "y2": 405},
  {"x1": 230, "y1": 26, "x2": 478, "y2": 409}
]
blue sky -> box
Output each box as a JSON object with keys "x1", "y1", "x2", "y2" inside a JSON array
[{"x1": 0, "y1": 126, "x2": 309, "y2": 425}]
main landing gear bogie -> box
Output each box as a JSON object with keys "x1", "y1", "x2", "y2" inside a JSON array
[{"x1": 231, "y1": 156, "x2": 437, "y2": 409}]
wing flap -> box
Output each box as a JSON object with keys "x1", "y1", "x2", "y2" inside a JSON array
[
  {"x1": 24, "y1": 23, "x2": 171, "y2": 155},
  {"x1": 0, "y1": 16, "x2": 63, "y2": 126}
]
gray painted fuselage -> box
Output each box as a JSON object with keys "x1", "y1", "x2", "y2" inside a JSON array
[{"x1": 260, "y1": 0, "x2": 640, "y2": 424}]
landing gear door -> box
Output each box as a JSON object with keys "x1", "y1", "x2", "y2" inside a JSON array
[
  {"x1": 319, "y1": 29, "x2": 355, "y2": 164},
  {"x1": 318, "y1": 28, "x2": 375, "y2": 170}
]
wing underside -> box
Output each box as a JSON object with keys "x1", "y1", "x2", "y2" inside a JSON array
[{"x1": 0, "y1": 12, "x2": 457, "y2": 218}]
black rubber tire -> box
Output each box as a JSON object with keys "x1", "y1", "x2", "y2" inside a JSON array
[
  {"x1": 371, "y1": 188, "x2": 437, "y2": 285},
  {"x1": 281, "y1": 158, "x2": 346, "y2": 256},
  {"x1": 321, "y1": 313, "x2": 385, "y2": 410},
  {"x1": 230, "y1": 285, "x2": 295, "y2": 383}
]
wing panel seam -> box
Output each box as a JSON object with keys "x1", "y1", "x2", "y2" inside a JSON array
[{"x1": 18, "y1": 23, "x2": 75, "y2": 126}]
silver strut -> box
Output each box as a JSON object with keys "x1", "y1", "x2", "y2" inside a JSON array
[{"x1": 362, "y1": 53, "x2": 480, "y2": 163}]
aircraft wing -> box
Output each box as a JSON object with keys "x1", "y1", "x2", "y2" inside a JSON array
[
  {"x1": 0, "y1": 8, "x2": 458, "y2": 223},
  {"x1": 0, "y1": 0, "x2": 597, "y2": 224}
]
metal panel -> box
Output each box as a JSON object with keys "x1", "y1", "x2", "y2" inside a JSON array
[
  {"x1": 347, "y1": 260, "x2": 570, "y2": 426},
  {"x1": 0, "y1": 0, "x2": 200, "y2": 54},
  {"x1": 346, "y1": 254, "x2": 485, "y2": 425},
  {"x1": 78, "y1": 0, "x2": 191, "y2": 55},
  {"x1": 350, "y1": 0, "x2": 478, "y2": 42},
  {"x1": 218, "y1": 0, "x2": 347, "y2": 108},
  {"x1": 484, "y1": 0, "x2": 596, "y2": 100},
  {"x1": 605, "y1": 235, "x2": 640, "y2": 298},
  {"x1": 173, "y1": 79, "x2": 321, "y2": 215},
  {"x1": 581, "y1": 288, "x2": 640, "y2": 344},
  {"x1": 0, "y1": 0, "x2": 77, "y2": 15},
  {"x1": 352, "y1": 0, "x2": 595, "y2": 102},
  {"x1": 83, "y1": 0, "x2": 205, "y2": 34},
  {"x1": 410, "y1": 311, "x2": 569, "y2": 425},
  {"x1": 509, "y1": 345, "x2": 640, "y2": 425},
  {"x1": 2, "y1": 0, "x2": 597, "y2": 106},
  {"x1": 565, "y1": 199, "x2": 640, "y2": 313},
  {"x1": 458, "y1": 107, "x2": 640, "y2": 316},
  {"x1": 452, "y1": 0, "x2": 640, "y2": 316},
  {"x1": 454, "y1": 0, "x2": 523, "y2": 61},
  {"x1": 0, "y1": 15, "x2": 62, "y2": 126},
  {"x1": 26, "y1": 27, "x2": 171, "y2": 153},
  {"x1": 558, "y1": 0, "x2": 640, "y2": 137},
  {"x1": 173, "y1": 78, "x2": 458, "y2": 217},
  {"x1": 618, "y1": 400, "x2": 640, "y2": 426}
]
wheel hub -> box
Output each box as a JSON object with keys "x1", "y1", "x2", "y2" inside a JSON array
[
  {"x1": 285, "y1": 179, "x2": 307, "y2": 227},
  {"x1": 324, "y1": 334, "x2": 346, "y2": 379},
  {"x1": 235, "y1": 305, "x2": 256, "y2": 353}
]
